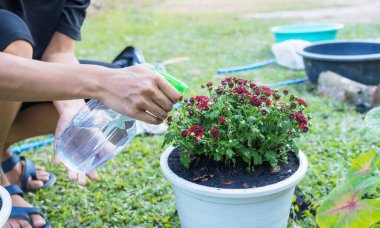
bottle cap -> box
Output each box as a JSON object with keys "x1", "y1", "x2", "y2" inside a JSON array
[{"x1": 151, "y1": 68, "x2": 189, "y2": 93}]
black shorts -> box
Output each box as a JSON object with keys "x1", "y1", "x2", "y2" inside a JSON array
[
  {"x1": 0, "y1": 9, "x2": 35, "y2": 55},
  {"x1": 0, "y1": 9, "x2": 120, "y2": 112}
]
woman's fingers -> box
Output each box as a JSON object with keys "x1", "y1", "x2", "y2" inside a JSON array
[
  {"x1": 134, "y1": 110, "x2": 162, "y2": 125},
  {"x1": 152, "y1": 90, "x2": 173, "y2": 112},
  {"x1": 156, "y1": 75, "x2": 181, "y2": 103}
]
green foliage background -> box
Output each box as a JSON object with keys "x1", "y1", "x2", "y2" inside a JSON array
[{"x1": 18, "y1": 1, "x2": 380, "y2": 227}]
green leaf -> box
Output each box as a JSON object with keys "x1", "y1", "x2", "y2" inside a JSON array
[
  {"x1": 214, "y1": 152, "x2": 222, "y2": 161},
  {"x1": 247, "y1": 116, "x2": 257, "y2": 125},
  {"x1": 376, "y1": 159, "x2": 380, "y2": 171},
  {"x1": 180, "y1": 151, "x2": 191, "y2": 169},
  {"x1": 264, "y1": 151, "x2": 278, "y2": 167},
  {"x1": 252, "y1": 152, "x2": 263, "y2": 165},
  {"x1": 163, "y1": 131, "x2": 177, "y2": 146},
  {"x1": 316, "y1": 176, "x2": 380, "y2": 228},
  {"x1": 209, "y1": 110, "x2": 220, "y2": 119},
  {"x1": 232, "y1": 115, "x2": 243, "y2": 121},
  {"x1": 349, "y1": 151, "x2": 377, "y2": 177},
  {"x1": 238, "y1": 148, "x2": 251, "y2": 163},
  {"x1": 226, "y1": 149, "x2": 234, "y2": 158}
]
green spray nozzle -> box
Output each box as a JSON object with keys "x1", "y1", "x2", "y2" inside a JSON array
[{"x1": 151, "y1": 68, "x2": 189, "y2": 93}]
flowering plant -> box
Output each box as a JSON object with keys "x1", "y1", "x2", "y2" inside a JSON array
[{"x1": 164, "y1": 77, "x2": 311, "y2": 169}]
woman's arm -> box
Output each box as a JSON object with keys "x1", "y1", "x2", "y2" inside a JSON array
[
  {"x1": 0, "y1": 52, "x2": 180, "y2": 124},
  {"x1": 0, "y1": 52, "x2": 103, "y2": 101}
]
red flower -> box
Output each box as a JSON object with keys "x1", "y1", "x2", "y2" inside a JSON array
[
  {"x1": 261, "y1": 86, "x2": 273, "y2": 96},
  {"x1": 215, "y1": 88, "x2": 224, "y2": 95},
  {"x1": 295, "y1": 111, "x2": 308, "y2": 129},
  {"x1": 167, "y1": 116, "x2": 172, "y2": 122},
  {"x1": 218, "y1": 116, "x2": 227, "y2": 125},
  {"x1": 195, "y1": 96, "x2": 211, "y2": 110},
  {"x1": 225, "y1": 77, "x2": 233, "y2": 82},
  {"x1": 206, "y1": 82, "x2": 213, "y2": 87},
  {"x1": 210, "y1": 126, "x2": 220, "y2": 140},
  {"x1": 266, "y1": 98, "x2": 271, "y2": 106},
  {"x1": 297, "y1": 98, "x2": 308, "y2": 107},
  {"x1": 181, "y1": 130, "x2": 188, "y2": 137},
  {"x1": 274, "y1": 94, "x2": 281, "y2": 100},
  {"x1": 188, "y1": 125, "x2": 205, "y2": 138},
  {"x1": 232, "y1": 85, "x2": 250, "y2": 96},
  {"x1": 236, "y1": 78, "x2": 245, "y2": 85},
  {"x1": 249, "y1": 97, "x2": 262, "y2": 107}
]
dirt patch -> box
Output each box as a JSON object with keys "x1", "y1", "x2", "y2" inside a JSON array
[{"x1": 245, "y1": 0, "x2": 380, "y2": 24}]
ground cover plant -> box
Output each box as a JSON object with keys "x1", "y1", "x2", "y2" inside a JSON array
[{"x1": 16, "y1": 0, "x2": 380, "y2": 227}]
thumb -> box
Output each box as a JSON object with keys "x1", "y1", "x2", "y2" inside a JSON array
[{"x1": 53, "y1": 116, "x2": 68, "y2": 165}]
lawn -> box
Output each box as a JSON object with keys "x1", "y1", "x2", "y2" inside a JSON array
[{"x1": 20, "y1": 0, "x2": 380, "y2": 227}]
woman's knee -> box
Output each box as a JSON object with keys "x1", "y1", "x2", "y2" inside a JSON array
[{"x1": 3, "y1": 40, "x2": 33, "y2": 58}]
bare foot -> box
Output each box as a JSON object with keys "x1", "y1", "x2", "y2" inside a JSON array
[
  {"x1": 3, "y1": 194, "x2": 47, "y2": 228},
  {"x1": 3, "y1": 149, "x2": 51, "y2": 191}
]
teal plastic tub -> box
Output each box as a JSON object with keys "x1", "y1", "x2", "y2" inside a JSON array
[{"x1": 270, "y1": 24, "x2": 344, "y2": 43}]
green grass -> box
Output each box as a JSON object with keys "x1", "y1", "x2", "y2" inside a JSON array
[{"x1": 20, "y1": 3, "x2": 380, "y2": 227}]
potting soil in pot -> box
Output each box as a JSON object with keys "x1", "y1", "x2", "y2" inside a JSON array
[{"x1": 168, "y1": 147, "x2": 299, "y2": 189}]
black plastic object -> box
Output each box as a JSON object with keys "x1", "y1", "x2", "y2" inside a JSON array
[
  {"x1": 112, "y1": 46, "x2": 146, "y2": 67},
  {"x1": 298, "y1": 41, "x2": 380, "y2": 85}
]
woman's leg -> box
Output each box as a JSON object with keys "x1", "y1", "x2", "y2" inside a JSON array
[
  {"x1": 0, "y1": 9, "x2": 51, "y2": 227},
  {"x1": 3, "y1": 103, "x2": 59, "y2": 188}
]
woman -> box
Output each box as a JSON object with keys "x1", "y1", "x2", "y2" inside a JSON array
[{"x1": 0, "y1": 1, "x2": 180, "y2": 227}]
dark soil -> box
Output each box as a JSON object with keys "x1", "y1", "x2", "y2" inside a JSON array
[{"x1": 168, "y1": 148, "x2": 299, "y2": 189}]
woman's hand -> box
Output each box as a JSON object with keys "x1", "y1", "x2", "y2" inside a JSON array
[
  {"x1": 98, "y1": 63, "x2": 181, "y2": 124},
  {"x1": 53, "y1": 100, "x2": 98, "y2": 186}
]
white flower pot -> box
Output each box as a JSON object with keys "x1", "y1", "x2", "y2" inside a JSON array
[
  {"x1": 160, "y1": 146, "x2": 308, "y2": 228},
  {"x1": 0, "y1": 186, "x2": 12, "y2": 226}
]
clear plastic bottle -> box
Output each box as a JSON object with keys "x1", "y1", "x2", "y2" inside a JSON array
[
  {"x1": 56, "y1": 68, "x2": 188, "y2": 174},
  {"x1": 56, "y1": 100, "x2": 137, "y2": 173}
]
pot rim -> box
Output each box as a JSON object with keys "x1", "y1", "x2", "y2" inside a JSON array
[
  {"x1": 160, "y1": 146, "x2": 308, "y2": 198},
  {"x1": 297, "y1": 41, "x2": 380, "y2": 62},
  {"x1": 270, "y1": 23, "x2": 344, "y2": 34},
  {"x1": 0, "y1": 186, "x2": 12, "y2": 226}
]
